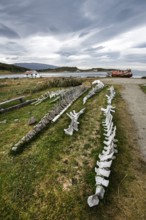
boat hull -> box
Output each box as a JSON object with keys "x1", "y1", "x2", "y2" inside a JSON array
[
  {"x1": 109, "y1": 69, "x2": 133, "y2": 78},
  {"x1": 112, "y1": 73, "x2": 132, "y2": 78}
]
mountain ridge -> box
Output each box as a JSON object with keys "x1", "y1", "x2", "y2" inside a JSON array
[
  {"x1": 0, "y1": 62, "x2": 28, "y2": 73},
  {"x1": 14, "y1": 62, "x2": 58, "y2": 70},
  {"x1": 0, "y1": 62, "x2": 116, "y2": 74}
]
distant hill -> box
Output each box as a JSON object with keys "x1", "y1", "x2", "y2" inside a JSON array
[
  {"x1": 0, "y1": 62, "x2": 28, "y2": 73},
  {"x1": 40, "y1": 66, "x2": 79, "y2": 72},
  {"x1": 40, "y1": 66, "x2": 116, "y2": 72},
  {"x1": 0, "y1": 62, "x2": 118, "y2": 74},
  {"x1": 14, "y1": 63, "x2": 58, "y2": 70},
  {"x1": 80, "y1": 67, "x2": 116, "y2": 72}
]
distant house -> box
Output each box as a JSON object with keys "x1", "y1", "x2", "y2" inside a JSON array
[{"x1": 25, "y1": 70, "x2": 40, "y2": 78}]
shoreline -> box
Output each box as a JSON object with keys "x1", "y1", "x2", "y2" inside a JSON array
[{"x1": 0, "y1": 72, "x2": 146, "y2": 79}]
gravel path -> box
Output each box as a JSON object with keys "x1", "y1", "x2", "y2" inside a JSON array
[{"x1": 102, "y1": 78, "x2": 146, "y2": 161}]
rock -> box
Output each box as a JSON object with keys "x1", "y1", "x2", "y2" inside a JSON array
[{"x1": 28, "y1": 116, "x2": 37, "y2": 125}]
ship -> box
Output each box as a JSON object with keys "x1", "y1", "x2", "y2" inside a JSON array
[{"x1": 107, "y1": 69, "x2": 133, "y2": 78}]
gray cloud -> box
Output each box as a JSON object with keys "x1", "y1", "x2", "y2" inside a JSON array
[
  {"x1": 84, "y1": 46, "x2": 105, "y2": 53},
  {"x1": 1, "y1": 0, "x2": 145, "y2": 38},
  {"x1": 5, "y1": 56, "x2": 19, "y2": 61},
  {"x1": 90, "y1": 51, "x2": 121, "y2": 60},
  {"x1": 80, "y1": 0, "x2": 146, "y2": 46},
  {"x1": 0, "y1": 0, "x2": 146, "y2": 69},
  {"x1": 0, "y1": 0, "x2": 91, "y2": 37},
  {"x1": 0, "y1": 42, "x2": 27, "y2": 55},
  {"x1": 57, "y1": 51, "x2": 75, "y2": 57},
  {"x1": 79, "y1": 31, "x2": 90, "y2": 38},
  {"x1": 123, "y1": 54, "x2": 146, "y2": 63},
  {"x1": 134, "y1": 42, "x2": 146, "y2": 48},
  {"x1": 0, "y1": 23, "x2": 20, "y2": 38}
]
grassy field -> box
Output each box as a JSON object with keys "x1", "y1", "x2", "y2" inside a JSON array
[{"x1": 0, "y1": 78, "x2": 146, "y2": 220}]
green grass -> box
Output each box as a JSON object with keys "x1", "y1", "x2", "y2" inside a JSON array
[
  {"x1": 0, "y1": 79, "x2": 106, "y2": 219},
  {"x1": 0, "y1": 79, "x2": 146, "y2": 220},
  {"x1": 140, "y1": 84, "x2": 146, "y2": 94}
]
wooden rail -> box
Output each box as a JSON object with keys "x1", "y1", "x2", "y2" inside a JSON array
[{"x1": 0, "y1": 96, "x2": 25, "y2": 106}]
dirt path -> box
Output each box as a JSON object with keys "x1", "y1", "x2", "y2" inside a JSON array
[{"x1": 102, "y1": 78, "x2": 146, "y2": 161}]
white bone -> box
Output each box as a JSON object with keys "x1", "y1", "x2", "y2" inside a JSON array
[
  {"x1": 99, "y1": 152, "x2": 114, "y2": 161},
  {"x1": 92, "y1": 80, "x2": 104, "y2": 87},
  {"x1": 102, "y1": 146, "x2": 118, "y2": 155},
  {"x1": 95, "y1": 185, "x2": 105, "y2": 199},
  {"x1": 95, "y1": 176, "x2": 109, "y2": 187},
  {"x1": 103, "y1": 129, "x2": 116, "y2": 145},
  {"x1": 103, "y1": 137, "x2": 114, "y2": 146},
  {"x1": 104, "y1": 126, "x2": 116, "y2": 139},
  {"x1": 64, "y1": 108, "x2": 85, "y2": 135},
  {"x1": 102, "y1": 115, "x2": 113, "y2": 126},
  {"x1": 83, "y1": 81, "x2": 104, "y2": 104},
  {"x1": 96, "y1": 160, "x2": 112, "y2": 169},
  {"x1": 104, "y1": 123, "x2": 114, "y2": 135},
  {"x1": 103, "y1": 141, "x2": 117, "y2": 149},
  {"x1": 87, "y1": 195, "x2": 99, "y2": 207},
  {"x1": 114, "y1": 149, "x2": 118, "y2": 153},
  {"x1": 64, "y1": 125, "x2": 73, "y2": 135},
  {"x1": 113, "y1": 138, "x2": 118, "y2": 143},
  {"x1": 95, "y1": 167, "x2": 111, "y2": 178},
  {"x1": 103, "y1": 145, "x2": 117, "y2": 154},
  {"x1": 101, "y1": 105, "x2": 115, "y2": 114},
  {"x1": 104, "y1": 121, "x2": 114, "y2": 131}
]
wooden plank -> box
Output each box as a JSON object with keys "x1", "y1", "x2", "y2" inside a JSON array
[
  {"x1": 0, "y1": 99, "x2": 36, "y2": 114},
  {"x1": 0, "y1": 96, "x2": 25, "y2": 106}
]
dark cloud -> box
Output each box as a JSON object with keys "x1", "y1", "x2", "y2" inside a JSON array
[
  {"x1": 79, "y1": 31, "x2": 90, "y2": 38},
  {"x1": 83, "y1": 0, "x2": 146, "y2": 26},
  {"x1": 0, "y1": 23, "x2": 20, "y2": 38},
  {"x1": 0, "y1": 0, "x2": 91, "y2": 37},
  {"x1": 1, "y1": 0, "x2": 145, "y2": 38}
]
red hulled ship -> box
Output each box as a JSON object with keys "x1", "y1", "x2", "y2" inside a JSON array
[{"x1": 107, "y1": 69, "x2": 133, "y2": 77}]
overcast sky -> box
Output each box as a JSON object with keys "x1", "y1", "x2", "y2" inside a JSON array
[{"x1": 0, "y1": 0, "x2": 146, "y2": 69}]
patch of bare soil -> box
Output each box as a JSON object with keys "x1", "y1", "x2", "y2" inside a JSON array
[{"x1": 120, "y1": 84, "x2": 146, "y2": 161}]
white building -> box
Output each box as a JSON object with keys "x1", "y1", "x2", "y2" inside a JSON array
[{"x1": 25, "y1": 70, "x2": 40, "y2": 78}]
